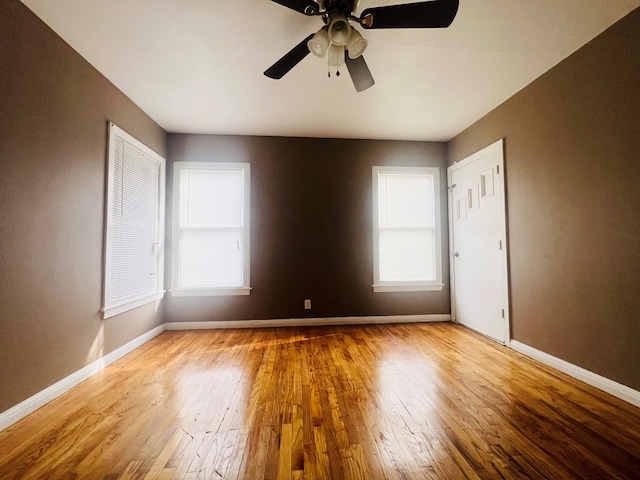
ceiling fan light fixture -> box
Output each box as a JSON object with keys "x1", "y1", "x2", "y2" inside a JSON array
[
  {"x1": 328, "y1": 44, "x2": 346, "y2": 67},
  {"x1": 328, "y1": 15, "x2": 351, "y2": 46},
  {"x1": 307, "y1": 27, "x2": 329, "y2": 57},
  {"x1": 267, "y1": 0, "x2": 460, "y2": 90},
  {"x1": 346, "y1": 28, "x2": 367, "y2": 59}
]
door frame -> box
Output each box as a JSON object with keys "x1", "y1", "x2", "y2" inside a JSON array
[{"x1": 447, "y1": 139, "x2": 511, "y2": 344}]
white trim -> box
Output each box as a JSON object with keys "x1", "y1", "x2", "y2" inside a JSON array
[
  {"x1": 102, "y1": 291, "x2": 165, "y2": 319},
  {"x1": 510, "y1": 340, "x2": 640, "y2": 408},
  {"x1": 0, "y1": 325, "x2": 165, "y2": 432},
  {"x1": 165, "y1": 314, "x2": 451, "y2": 330},
  {"x1": 170, "y1": 287, "x2": 252, "y2": 297},
  {"x1": 447, "y1": 139, "x2": 511, "y2": 344},
  {"x1": 373, "y1": 284, "x2": 444, "y2": 292}
]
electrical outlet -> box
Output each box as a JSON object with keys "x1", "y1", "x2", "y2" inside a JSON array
[{"x1": 304, "y1": 299, "x2": 311, "y2": 310}]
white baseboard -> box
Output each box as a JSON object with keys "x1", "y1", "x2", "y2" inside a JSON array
[
  {"x1": 510, "y1": 340, "x2": 640, "y2": 408},
  {"x1": 0, "y1": 324, "x2": 165, "y2": 432},
  {"x1": 165, "y1": 314, "x2": 451, "y2": 331}
]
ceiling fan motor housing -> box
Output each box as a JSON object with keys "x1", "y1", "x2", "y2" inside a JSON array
[{"x1": 318, "y1": 0, "x2": 360, "y2": 13}]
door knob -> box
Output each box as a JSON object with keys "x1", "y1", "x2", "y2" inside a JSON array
[{"x1": 452, "y1": 252, "x2": 460, "y2": 257}]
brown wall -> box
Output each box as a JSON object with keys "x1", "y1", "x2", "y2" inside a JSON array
[
  {"x1": 0, "y1": 0, "x2": 167, "y2": 413},
  {"x1": 447, "y1": 9, "x2": 640, "y2": 390},
  {"x1": 3, "y1": 0, "x2": 636, "y2": 421},
  {"x1": 165, "y1": 135, "x2": 449, "y2": 323}
]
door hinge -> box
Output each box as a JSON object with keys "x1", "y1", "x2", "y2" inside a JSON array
[
  {"x1": 499, "y1": 240, "x2": 503, "y2": 250},
  {"x1": 501, "y1": 308, "x2": 505, "y2": 318},
  {"x1": 497, "y1": 165, "x2": 500, "y2": 174}
]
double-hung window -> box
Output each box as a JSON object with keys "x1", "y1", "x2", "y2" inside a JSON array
[
  {"x1": 372, "y1": 166, "x2": 443, "y2": 292},
  {"x1": 103, "y1": 123, "x2": 165, "y2": 318},
  {"x1": 172, "y1": 162, "x2": 251, "y2": 296}
]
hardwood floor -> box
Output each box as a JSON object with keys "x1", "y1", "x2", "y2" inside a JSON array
[{"x1": 0, "y1": 323, "x2": 639, "y2": 479}]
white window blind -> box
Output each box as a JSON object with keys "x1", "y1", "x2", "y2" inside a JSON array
[
  {"x1": 103, "y1": 123, "x2": 165, "y2": 318},
  {"x1": 372, "y1": 166, "x2": 443, "y2": 292},
  {"x1": 172, "y1": 162, "x2": 251, "y2": 296}
]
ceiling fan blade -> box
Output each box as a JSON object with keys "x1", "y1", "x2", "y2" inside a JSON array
[
  {"x1": 345, "y1": 53, "x2": 375, "y2": 92},
  {"x1": 270, "y1": 0, "x2": 320, "y2": 15},
  {"x1": 360, "y1": 0, "x2": 459, "y2": 29},
  {"x1": 264, "y1": 34, "x2": 314, "y2": 79}
]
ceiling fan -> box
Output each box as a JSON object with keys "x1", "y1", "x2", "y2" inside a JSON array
[{"x1": 264, "y1": 0, "x2": 460, "y2": 92}]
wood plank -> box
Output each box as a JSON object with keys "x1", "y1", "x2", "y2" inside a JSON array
[{"x1": 0, "y1": 323, "x2": 639, "y2": 479}]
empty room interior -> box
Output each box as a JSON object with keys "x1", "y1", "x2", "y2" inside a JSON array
[{"x1": 1, "y1": 0, "x2": 639, "y2": 478}]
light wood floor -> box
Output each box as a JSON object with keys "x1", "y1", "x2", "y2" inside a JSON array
[{"x1": 1, "y1": 323, "x2": 639, "y2": 479}]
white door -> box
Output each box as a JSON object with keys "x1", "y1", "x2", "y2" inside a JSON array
[{"x1": 448, "y1": 140, "x2": 509, "y2": 343}]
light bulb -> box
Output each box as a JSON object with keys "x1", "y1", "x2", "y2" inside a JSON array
[
  {"x1": 347, "y1": 28, "x2": 368, "y2": 59},
  {"x1": 308, "y1": 27, "x2": 329, "y2": 58},
  {"x1": 328, "y1": 15, "x2": 351, "y2": 46}
]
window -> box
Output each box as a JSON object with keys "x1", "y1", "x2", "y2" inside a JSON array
[
  {"x1": 103, "y1": 123, "x2": 165, "y2": 318},
  {"x1": 372, "y1": 166, "x2": 443, "y2": 292},
  {"x1": 171, "y1": 162, "x2": 251, "y2": 296}
]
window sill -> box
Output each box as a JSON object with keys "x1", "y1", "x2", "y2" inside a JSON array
[
  {"x1": 170, "y1": 287, "x2": 252, "y2": 297},
  {"x1": 373, "y1": 284, "x2": 444, "y2": 293},
  {"x1": 102, "y1": 291, "x2": 165, "y2": 319}
]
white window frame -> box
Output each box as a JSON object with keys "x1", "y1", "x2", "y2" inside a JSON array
[
  {"x1": 372, "y1": 166, "x2": 443, "y2": 293},
  {"x1": 102, "y1": 123, "x2": 165, "y2": 319},
  {"x1": 171, "y1": 162, "x2": 251, "y2": 297}
]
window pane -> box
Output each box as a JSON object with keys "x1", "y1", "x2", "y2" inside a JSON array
[
  {"x1": 378, "y1": 173, "x2": 434, "y2": 227},
  {"x1": 379, "y1": 228, "x2": 435, "y2": 282},
  {"x1": 179, "y1": 229, "x2": 243, "y2": 288},
  {"x1": 180, "y1": 169, "x2": 244, "y2": 228}
]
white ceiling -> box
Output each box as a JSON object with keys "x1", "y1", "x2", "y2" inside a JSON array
[{"x1": 22, "y1": 0, "x2": 639, "y2": 142}]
